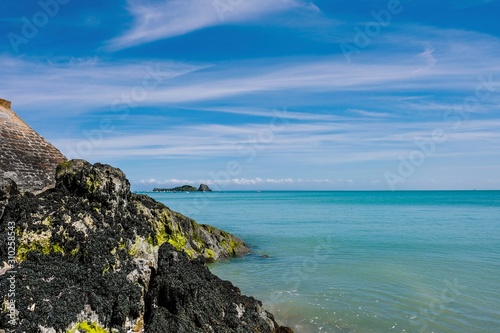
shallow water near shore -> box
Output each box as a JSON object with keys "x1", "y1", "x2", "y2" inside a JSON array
[{"x1": 147, "y1": 191, "x2": 500, "y2": 333}]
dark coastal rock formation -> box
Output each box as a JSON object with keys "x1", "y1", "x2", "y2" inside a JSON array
[
  {"x1": 0, "y1": 98, "x2": 66, "y2": 193},
  {"x1": 197, "y1": 183, "x2": 212, "y2": 192},
  {"x1": 153, "y1": 184, "x2": 212, "y2": 192},
  {"x1": 0, "y1": 178, "x2": 18, "y2": 221},
  {"x1": 145, "y1": 244, "x2": 293, "y2": 333},
  {"x1": 0, "y1": 159, "x2": 291, "y2": 332}
]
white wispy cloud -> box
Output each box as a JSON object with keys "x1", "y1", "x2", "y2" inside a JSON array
[
  {"x1": 140, "y1": 178, "x2": 196, "y2": 185},
  {"x1": 3, "y1": 23, "x2": 500, "y2": 113},
  {"x1": 106, "y1": 0, "x2": 318, "y2": 50},
  {"x1": 51, "y1": 118, "x2": 500, "y2": 169},
  {"x1": 183, "y1": 106, "x2": 348, "y2": 121},
  {"x1": 3, "y1": 23, "x2": 500, "y2": 187},
  {"x1": 412, "y1": 46, "x2": 438, "y2": 74},
  {"x1": 348, "y1": 109, "x2": 391, "y2": 118},
  {"x1": 0, "y1": 56, "x2": 209, "y2": 111},
  {"x1": 419, "y1": 46, "x2": 437, "y2": 67}
]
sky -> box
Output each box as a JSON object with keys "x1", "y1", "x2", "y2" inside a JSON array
[{"x1": 1, "y1": 0, "x2": 500, "y2": 191}]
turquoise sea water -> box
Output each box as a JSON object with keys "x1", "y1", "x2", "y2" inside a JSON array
[{"x1": 147, "y1": 191, "x2": 500, "y2": 333}]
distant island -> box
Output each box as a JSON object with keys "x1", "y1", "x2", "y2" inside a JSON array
[{"x1": 153, "y1": 183, "x2": 212, "y2": 192}]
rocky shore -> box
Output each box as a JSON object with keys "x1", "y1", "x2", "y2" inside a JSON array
[{"x1": 0, "y1": 160, "x2": 292, "y2": 332}]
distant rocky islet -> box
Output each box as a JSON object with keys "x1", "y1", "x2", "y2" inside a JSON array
[{"x1": 153, "y1": 184, "x2": 212, "y2": 193}]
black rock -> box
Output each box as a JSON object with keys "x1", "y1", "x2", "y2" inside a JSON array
[
  {"x1": 0, "y1": 178, "x2": 18, "y2": 220},
  {"x1": 197, "y1": 184, "x2": 212, "y2": 192},
  {"x1": 145, "y1": 243, "x2": 293, "y2": 333}
]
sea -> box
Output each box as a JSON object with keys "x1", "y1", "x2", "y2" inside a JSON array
[{"x1": 145, "y1": 191, "x2": 500, "y2": 333}]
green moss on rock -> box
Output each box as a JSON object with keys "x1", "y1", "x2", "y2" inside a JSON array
[
  {"x1": 67, "y1": 321, "x2": 107, "y2": 333},
  {"x1": 16, "y1": 230, "x2": 65, "y2": 261},
  {"x1": 56, "y1": 160, "x2": 74, "y2": 177},
  {"x1": 167, "y1": 230, "x2": 187, "y2": 250},
  {"x1": 204, "y1": 248, "x2": 216, "y2": 262},
  {"x1": 85, "y1": 174, "x2": 100, "y2": 193},
  {"x1": 42, "y1": 215, "x2": 53, "y2": 226}
]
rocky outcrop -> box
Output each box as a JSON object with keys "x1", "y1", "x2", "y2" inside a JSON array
[
  {"x1": 0, "y1": 98, "x2": 66, "y2": 193},
  {"x1": 0, "y1": 159, "x2": 291, "y2": 332},
  {"x1": 145, "y1": 244, "x2": 293, "y2": 333},
  {"x1": 197, "y1": 184, "x2": 212, "y2": 192}
]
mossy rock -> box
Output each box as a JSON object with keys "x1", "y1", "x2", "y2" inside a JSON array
[{"x1": 67, "y1": 321, "x2": 107, "y2": 333}]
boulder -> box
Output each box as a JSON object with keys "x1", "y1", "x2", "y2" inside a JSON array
[{"x1": 145, "y1": 243, "x2": 293, "y2": 333}]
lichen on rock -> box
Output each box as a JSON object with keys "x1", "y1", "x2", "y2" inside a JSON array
[{"x1": 66, "y1": 321, "x2": 107, "y2": 333}]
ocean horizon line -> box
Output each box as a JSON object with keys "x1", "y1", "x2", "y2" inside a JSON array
[{"x1": 135, "y1": 189, "x2": 500, "y2": 193}]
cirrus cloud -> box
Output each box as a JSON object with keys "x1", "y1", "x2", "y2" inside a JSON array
[{"x1": 106, "y1": 0, "x2": 319, "y2": 50}]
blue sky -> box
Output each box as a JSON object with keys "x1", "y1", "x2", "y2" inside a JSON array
[{"x1": 1, "y1": 0, "x2": 500, "y2": 190}]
